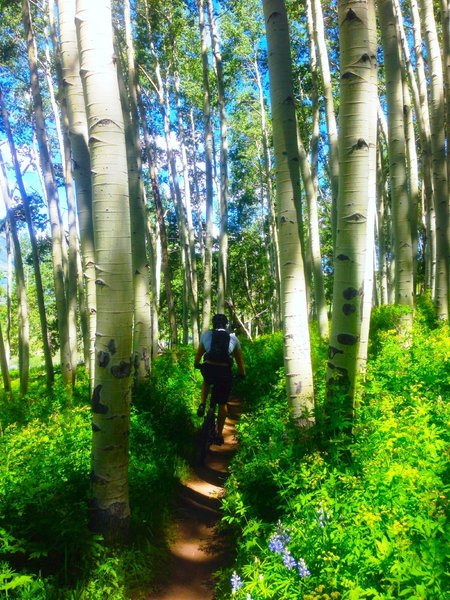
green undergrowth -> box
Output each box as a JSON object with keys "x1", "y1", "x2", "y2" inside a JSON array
[
  {"x1": 0, "y1": 347, "x2": 200, "y2": 598},
  {"x1": 218, "y1": 310, "x2": 450, "y2": 599}
]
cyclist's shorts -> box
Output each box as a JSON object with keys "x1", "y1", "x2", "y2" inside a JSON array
[{"x1": 200, "y1": 363, "x2": 232, "y2": 404}]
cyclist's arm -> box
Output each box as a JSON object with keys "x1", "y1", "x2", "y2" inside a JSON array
[
  {"x1": 232, "y1": 347, "x2": 246, "y2": 377},
  {"x1": 194, "y1": 343, "x2": 206, "y2": 368}
]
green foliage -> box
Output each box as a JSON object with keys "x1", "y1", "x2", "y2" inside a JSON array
[
  {"x1": 218, "y1": 322, "x2": 450, "y2": 599},
  {"x1": 0, "y1": 351, "x2": 200, "y2": 598}
]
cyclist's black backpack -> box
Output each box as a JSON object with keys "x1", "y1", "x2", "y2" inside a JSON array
[{"x1": 205, "y1": 329, "x2": 231, "y2": 364}]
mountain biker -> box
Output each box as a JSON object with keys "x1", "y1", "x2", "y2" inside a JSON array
[{"x1": 194, "y1": 313, "x2": 246, "y2": 445}]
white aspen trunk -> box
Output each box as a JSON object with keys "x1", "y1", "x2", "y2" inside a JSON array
[
  {"x1": 296, "y1": 131, "x2": 329, "y2": 340},
  {"x1": 311, "y1": 0, "x2": 339, "y2": 236},
  {"x1": 0, "y1": 322, "x2": 11, "y2": 393},
  {"x1": 376, "y1": 144, "x2": 389, "y2": 305},
  {"x1": 327, "y1": 0, "x2": 377, "y2": 414},
  {"x1": 254, "y1": 56, "x2": 281, "y2": 327},
  {"x1": 57, "y1": 0, "x2": 96, "y2": 389},
  {"x1": 206, "y1": 0, "x2": 229, "y2": 313},
  {"x1": 137, "y1": 85, "x2": 177, "y2": 346},
  {"x1": 379, "y1": 0, "x2": 414, "y2": 322},
  {"x1": 5, "y1": 222, "x2": 11, "y2": 364},
  {"x1": 263, "y1": 0, "x2": 315, "y2": 424},
  {"x1": 146, "y1": 211, "x2": 160, "y2": 359},
  {"x1": 411, "y1": 0, "x2": 435, "y2": 294},
  {"x1": 174, "y1": 73, "x2": 200, "y2": 346},
  {"x1": 49, "y1": 0, "x2": 79, "y2": 384},
  {"x1": 306, "y1": 0, "x2": 320, "y2": 183},
  {"x1": 419, "y1": 0, "x2": 449, "y2": 319},
  {"x1": 122, "y1": 0, "x2": 152, "y2": 383},
  {"x1": 198, "y1": 0, "x2": 214, "y2": 332},
  {"x1": 0, "y1": 163, "x2": 29, "y2": 395},
  {"x1": 76, "y1": 0, "x2": 133, "y2": 543},
  {"x1": 0, "y1": 87, "x2": 54, "y2": 385},
  {"x1": 403, "y1": 78, "x2": 420, "y2": 292},
  {"x1": 23, "y1": 0, "x2": 73, "y2": 387}
]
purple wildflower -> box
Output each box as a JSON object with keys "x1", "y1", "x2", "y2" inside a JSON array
[
  {"x1": 268, "y1": 534, "x2": 285, "y2": 554},
  {"x1": 231, "y1": 571, "x2": 243, "y2": 594},
  {"x1": 282, "y1": 550, "x2": 297, "y2": 570},
  {"x1": 298, "y1": 558, "x2": 311, "y2": 578}
]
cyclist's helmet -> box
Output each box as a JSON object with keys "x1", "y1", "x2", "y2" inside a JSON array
[{"x1": 212, "y1": 313, "x2": 228, "y2": 329}]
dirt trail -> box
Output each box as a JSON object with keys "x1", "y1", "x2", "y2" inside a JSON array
[{"x1": 148, "y1": 398, "x2": 241, "y2": 600}]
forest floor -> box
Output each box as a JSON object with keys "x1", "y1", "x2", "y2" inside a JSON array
[{"x1": 147, "y1": 398, "x2": 241, "y2": 600}]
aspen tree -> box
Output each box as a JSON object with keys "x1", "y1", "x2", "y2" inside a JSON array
[
  {"x1": 0, "y1": 160, "x2": 29, "y2": 396},
  {"x1": 76, "y1": 0, "x2": 133, "y2": 542},
  {"x1": 419, "y1": 0, "x2": 449, "y2": 319},
  {"x1": 57, "y1": 0, "x2": 96, "y2": 387},
  {"x1": 198, "y1": 0, "x2": 214, "y2": 332},
  {"x1": 0, "y1": 87, "x2": 54, "y2": 386},
  {"x1": 123, "y1": 0, "x2": 152, "y2": 383},
  {"x1": 206, "y1": 0, "x2": 229, "y2": 313},
  {"x1": 327, "y1": 0, "x2": 377, "y2": 414},
  {"x1": 310, "y1": 0, "x2": 339, "y2": 237},
  {"x1": 262, "y1": 0, "x2": 314, "y2": 423},
  {"x1": 23, "y1": 0, "x2": 73, "y2": 387},
  {"x1": 379, "y1": 0, "x2": 414, "y2": 321}
]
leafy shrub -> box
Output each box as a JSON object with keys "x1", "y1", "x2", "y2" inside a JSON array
[
  {"x1": 218, "y1": 324, "x2": 450, "y2": 599},
  {"x1": 0, "y1": 351, "x2": 199, "y2": 598}
]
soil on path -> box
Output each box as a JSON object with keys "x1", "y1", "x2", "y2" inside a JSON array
[{"x1": 148, "y1": 398, "x2": 241, "y2": 600}]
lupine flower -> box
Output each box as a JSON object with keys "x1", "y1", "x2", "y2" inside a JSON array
[
  {"x1": 268, "y1": 534, "x2": 285, "y2": 554},
  {"x1": 316, "y1": 507, "x2": 330, "y2": 528},
  {"x1": 231, "y1": 571, "x2": 243, "y2": 594},
  {"x1": 298, "y1": 558, "x2": 311, "y2": 577},
  {"x1": 282, "y1": 550, "x2": 297, "y2": 570},
  {"x1": 269, "y1": 522, "x2": 291, "y2": 554}
]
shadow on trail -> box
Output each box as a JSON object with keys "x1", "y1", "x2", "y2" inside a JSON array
[{"x1": 148, "y1": 397, "x2": 241, "y2": 600}]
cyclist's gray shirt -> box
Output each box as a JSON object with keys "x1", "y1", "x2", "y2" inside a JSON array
[{"x1": 200, "y1": 329, "x2": 241, "y2": 356}]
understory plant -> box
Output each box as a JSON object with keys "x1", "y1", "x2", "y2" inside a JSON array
[
  {"x1": 0, "y1": 349, "x2": 200, "y2": 598},
  {"x1": 218, "y1": 311, "x2": 449, "y2": 599}
]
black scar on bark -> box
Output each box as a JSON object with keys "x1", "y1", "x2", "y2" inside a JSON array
[
  {"x1": 343, "y1": 287, "x2": 359, "y2": 300},
  {"x1": 344, "y1": 8, "x2": 362, "y2": 22},
  {"x1": 98, "y1": 350, "x2": 110, "y2": 368},
  {"x1": 343, "y1": 303, "x2": 356, "y2": 315},
  {"x1": 267, "y1": 11, "x2": 281, "y2": 24},
  {"x1": 90, "y1": 470, "x2": 108, "y2": 484},
  {"x1": 344, "y1": 212, "x2": 366, "y2": 222},
  {"x1": 95, "y1": 278, "x2": 106, "y2": 286},
  {"x1": 111, "y1": 361, "x2": 132, "y2": 379},
  {"x1": 328, "y1": 345, "x2": 344, "y2": 359},
  {"x1": 107, "y1": 339, "x2": 117, "y2": 355},
  {"x1": 351, "y1": 138, "x2": 369, "y2": 151},
  {"x1": 337, "y1": 333, "x2": 359, "y2": 345},
  {"x1": 337, "y1": 254, "x2": 350, "y2": 261},
  {"x1": 327, "y1": 362, "x2": 348, "y2": 377},
  {"x1": 96, "y1": 118, "x2": 115, "y2": 127},
  {"x1": 91, "y1": 422, "x2": 101, "y2": 432},
  {"x1": 91, "y1": 385, "x2": 108, "y2": 414}
]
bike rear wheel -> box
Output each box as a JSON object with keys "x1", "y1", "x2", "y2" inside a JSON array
[{"x1": 199, "y1": 410, "x2": 215, "y2": 465}]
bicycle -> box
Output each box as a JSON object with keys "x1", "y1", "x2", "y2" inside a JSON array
[{"x1": 198, "y1": 386, "x2": 221, "y2": 466}]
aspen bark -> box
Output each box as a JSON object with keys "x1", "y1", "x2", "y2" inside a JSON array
[
  {"x1": 57, "y1": 0, "x2": 96, "y2": 387},
  {"x1": 206, "y1": 0, "x2": 229, "y2": 313},
  {"x1": 198, "y1": 0, "x2": 214, "y2": 332},
  {"x1": 379, "y1": 0, "x2": 414, "y2": 320},
  {"x1": 327, "y1": 0, "x2": 377, "y2": 413},
  {"x1": 23, "y1": 0, "x2": 73, "y2": 386},
  {"x1": 0, "y1": 87, "x2": 54, "y2": 386},
  {"x1": 263, "y1": 0, "x2": 315, "y2": 423},
  {"x1": 76, "y1": 0, "x2": 133, "y2": 543},
  {"x1": 0, "y1": 161, "x2": 29, "y2": 396},
  {"x1": 419, "y1": 0, "x2": 449, "y2": 319}
]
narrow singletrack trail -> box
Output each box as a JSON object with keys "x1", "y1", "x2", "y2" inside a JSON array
[{"x1": 148, "y1": 398, "x2": 241, "y2": 600}]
